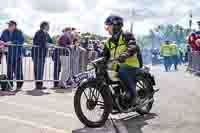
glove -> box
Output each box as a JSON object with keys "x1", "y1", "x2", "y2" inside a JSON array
[{"x1": 117, "y1": 54, "x2": 127, "y2": 63}]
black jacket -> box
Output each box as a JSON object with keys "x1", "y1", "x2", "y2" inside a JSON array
[{"x1": 32, "y1": 30, "x2": 52, "y2": 59}]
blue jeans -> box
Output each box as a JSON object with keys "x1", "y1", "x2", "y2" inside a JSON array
[
  {"x1": 52, "y1": 54, "x2": 61, "y2": 86},
  {"x1": 118, "y1": 65, "x2": 140, "y2": 98},
  {"x1": 171, "y1": 55, "x2": 178, "y2": 70},
  {"x1": 163, "y1": 56, "x2": 171, "y2": 72},
  {"x1": 7, "y1": 56, "x2": 23, "y2": 87},
  {"x1": 33, "y1": 56, "x2": 46, "y2": 87}
]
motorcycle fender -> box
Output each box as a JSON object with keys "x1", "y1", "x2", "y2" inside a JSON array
[
  {"x1": 144, "y1": 73, "x2": 156, "y2": 86},
  {"x1": 77, "y1": 78, "x2": 89, "y2": 87},
  {"x1": 78, "y1": 79, "x2": 111, "y2": 94}
]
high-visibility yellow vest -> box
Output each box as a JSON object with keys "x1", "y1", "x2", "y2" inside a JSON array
[
  {"x1": 160, "y1": 43, "x2": 171, "y2": 57},
  {"x1": 105, "y1": 33, "x2": 140, "y2": 69},
  {"x1": 170, "y1": 43, "x2": 178, "y2": 56}
]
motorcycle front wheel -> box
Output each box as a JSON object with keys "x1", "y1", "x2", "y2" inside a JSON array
[{"x1": 74, "y1": 80, "x2": 112, "y2": 128}]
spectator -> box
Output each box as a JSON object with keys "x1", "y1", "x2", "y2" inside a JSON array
[
  {"x1": 94, "y1": 40, "x2": 103, "y2": 57},
  {"x1": 0, "y1": 20, "x2": 24, "y2": 91},
  {"x1": 187, "y1": 21, "x2": 200, "y2": 72},
  {"x1": 52, "y1": 37, "x2": 61, "y2": 88},
  {"x1": 187, "y1": 22, "x2": 200, "y2": 52},
  {"x1": 186, "y1": 45, "x2": 192, "y2": 71},
  {"x1": 80, "y1": 37, "x2": 89, "y2": 72},
  {"x1": 185, "y1": 45, "x2": 191, "y2": 63},
  {"x1": 0, "y1": 41, "x2": 3, "y2": 64},
  {"x1": 87, "y1": 40, "x2": 96, "y2": 61},
  {"x1": 80, "y1": 37, "x2": 89, "y2": 49},
  {"x1": 160, "y1": 40, "x2": 172, "y2": 72},
  {"x1": 71, "y1": 32, "x2": 85, "y2": 77},
  {"x1": 170, "y1": 42, "x2": 178, "y2": 70},
  {"x1": 32, "y1": 21, "x2": 52, "y2": 90},
  {"x1": 178, "y1": 48, "x2": 184, "y2": 65},
  {"x1": 59, "y1": 27, "x2": 73, "y2": 88}
]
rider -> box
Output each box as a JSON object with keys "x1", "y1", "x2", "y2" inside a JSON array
[{"x1": 103, "y1": 15, "x2": 143, "y2": 105}]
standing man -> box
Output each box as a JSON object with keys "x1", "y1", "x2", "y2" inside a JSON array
[
  {"x1": 80, "y1": 37, "x2": 89, "y2": 72},
  {"x1": 0, "y1": 20, "x2": 24, "y2": 91},
  {"x1": 32, "y1": 21, "x2": 52, "y2": 90},
  {"x1": 188, "y1": 21, "x2": 200, "y2": 52},
  {"x1": 185, "y1": 45, "x2": 191, "y2": 63},
  {"x1": 188, "y1": 21, "x2": 200, "y2": 72},
  {"x1": 170, "y1": 42, "x2": 178, "y2": 70},
  {"x1": 178, "y1": 48, "x2": 184, "y2": 65},
  {"x1": 186, "y1": 45, "x2": 192, "y2": 71},
  {"x1": 0, "y1": 41, "x2": 3, "y2": 64},
  {"x1": 160, "y1": 40, "x2": 172, "y2": 72},
  {"x1": 52, "y1": 36, "x2": 61, "y2": 88},
  {"x1": 58, "y1": 27, "x2": 73, "y2": 88},
  {"x1": 71, "y1": 31, "x2": 83, "y2": 76}
]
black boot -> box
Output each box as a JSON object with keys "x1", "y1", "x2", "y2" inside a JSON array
[
  {"x1": 54, "y1": 81, "x2": 59, "y2": 88},
  {"x1": 125, "y1": 93, "x2": 137, "y2": 106},
  {"x1": 16, "y1": 82, "x2": 23, "y2": 92},
  {"x1": 35, "y1": 82, "x2": 46, "y2": 90},
  {"x1": 175, "y1": 65, "x2": 178, "y2": 71}
]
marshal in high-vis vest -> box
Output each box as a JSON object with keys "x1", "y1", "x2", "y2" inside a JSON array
[{"x1": 160, "y1": 41, "x2": 172, "y2": 72}]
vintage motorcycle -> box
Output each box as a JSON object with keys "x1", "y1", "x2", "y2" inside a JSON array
[{"x1": 73, "y1": 57, "x2": 159, "y2": 128}]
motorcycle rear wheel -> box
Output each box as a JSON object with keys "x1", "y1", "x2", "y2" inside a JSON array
[{"x1": 136, "y1": 76, "x2": 154, "y2": 115}]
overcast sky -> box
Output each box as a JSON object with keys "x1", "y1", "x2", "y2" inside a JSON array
[{"x1": 0, "y1": 0, "x2": 200, "y2": 36}]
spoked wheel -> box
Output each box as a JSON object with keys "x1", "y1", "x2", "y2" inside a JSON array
[
  {"x1": 74, "y1": 80, "x2": 112, "y2": 128},
  {"x1": 136, "y1": 76, "x2": 154, "y2": 115}
]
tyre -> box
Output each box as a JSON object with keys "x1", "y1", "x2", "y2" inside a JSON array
[
  {"x1": 74, "y1": 80, "x2": 112, "y2": 128},
  {"x1": 136, "y1": 75, "x2": 154, "y2": 115}
]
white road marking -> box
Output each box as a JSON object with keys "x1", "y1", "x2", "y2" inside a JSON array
[
  {"x1": 0, "y1": 100, "x2": 74, "y2": 118},
  {"x1": 0, "y1": 115, "x2": 70, "y2": 133}
]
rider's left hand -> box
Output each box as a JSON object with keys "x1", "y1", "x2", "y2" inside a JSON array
[{"x1": 118, "y1": 54, "x2": 127, "y2": 63}]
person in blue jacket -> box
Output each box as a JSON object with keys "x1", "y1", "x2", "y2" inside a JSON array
[
  {"x1": 0, "y1": 20, "x2": 24, "y2": 91},
  {"x1": 32, "y1": 21, "x2": 53, "y2": 90}
]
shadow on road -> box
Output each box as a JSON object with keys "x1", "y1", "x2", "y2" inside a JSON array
[
  {"x1": 121, "y1": 113, "x2": 158, "y2": 133},
  {"x1": 72, "y1": 113, "x2": 157, "y2": 133},
  {"x1": 0, "y1": 90, "x2": 16, "y2": 96},
  {"x1": 51, "y1": 87, "x2": 74, "y2": 94},
  {"x1": 25, "y1": 89, "x2": 50, "y2": 96}
]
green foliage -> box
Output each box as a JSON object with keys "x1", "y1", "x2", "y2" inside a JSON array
[
  {"x1": 52, "y1": 35, "x2": 60, "y2": 44},
  {"x1": 24, "y1": 34, "x2": 33, "y2": 44},
  {"x1": 81, "y1": 32, "x2": 107, "y2": 41}
]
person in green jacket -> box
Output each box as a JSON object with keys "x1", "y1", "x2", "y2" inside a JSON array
[
  {"x1": 170, "y1": 42, "x2": 178, "y2": 70},
  {"x1": 160, "y1": 40, "x2": 172, "y2": 72}
]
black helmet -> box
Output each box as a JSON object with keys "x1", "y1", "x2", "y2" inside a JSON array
[
  {"x1": 105, "y1": 15, "x2": 124, "y2": 35},
  {"x1": 104, "y1": 15, "x2": 123, "y2": 27}
]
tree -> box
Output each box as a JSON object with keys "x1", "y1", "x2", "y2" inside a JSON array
[
  {"x1": 52, "y1": 35, "x2": 60, "y2": 44},
  {"x1": 24, "y1": 34, "x2": 33, "y2": 44}
]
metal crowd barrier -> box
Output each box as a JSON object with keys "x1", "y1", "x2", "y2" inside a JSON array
[
  {"x1": 187, "y1": 51, "x2": 200, "y2": 74},
  {"x1": 0, "y1": 44, "x2": 89, "y2": 85}
]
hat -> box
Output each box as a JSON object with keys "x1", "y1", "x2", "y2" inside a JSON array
[
  {"x1": 62, "y1": 27, "x2": 71, "y2": 32},
  {"x1": 7, "y1": 20, "x2": 17, "y2": 26}
]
